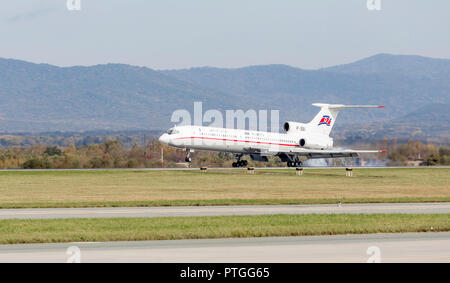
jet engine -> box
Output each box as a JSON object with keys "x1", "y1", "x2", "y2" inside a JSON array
[
  {"x1": 283, "y1": 122, "x2": 307, "y2": 134},
  {"x1": 297, "y1": 136, "x2": 332, "y2": 150}
]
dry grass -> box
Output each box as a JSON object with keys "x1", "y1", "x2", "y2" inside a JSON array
[{"x1": 0, "y1": 168, "x2": 448, "y2": 208}]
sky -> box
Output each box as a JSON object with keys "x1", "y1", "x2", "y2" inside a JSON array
[{"x1": 1, "y1": 0, "x2": 449, "y2": 70}]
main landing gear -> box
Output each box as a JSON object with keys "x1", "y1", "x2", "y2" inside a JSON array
[
  {"x1": 279, "y1": 153, "x2": 303, "y2": 168},
  {"x1": 232, "y1": 154, "x2": 248, "y2": 168},
  {"x1": 287, "y1": 161, "x2": 302, "y2": 167},
  {"x1": 232, "y1": 160, "x2": 248, "y2": 168},
  {"x1": 287, "y1": 158, "x2": 303, "y2": 167}
]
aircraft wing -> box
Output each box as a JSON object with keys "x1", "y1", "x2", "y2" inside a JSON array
[
  {"x1": 292, "y1": 149, "x2": 387, "y2": 159},
  {"x1": 265, "y1": 148, "x2": 386, "y2": 159}
]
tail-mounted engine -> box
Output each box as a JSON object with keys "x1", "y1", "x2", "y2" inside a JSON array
[{"x1": 283, "y1": 122, "x2": 307, "y2": 134}]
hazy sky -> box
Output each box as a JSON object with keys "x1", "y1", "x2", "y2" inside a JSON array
[{"x1": 1, "y1": 0, "x2": 449, "y2": 69}]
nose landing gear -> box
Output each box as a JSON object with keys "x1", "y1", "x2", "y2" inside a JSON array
[{"x1": 185, "y1": 149, "x2": 192, "y2": 163}]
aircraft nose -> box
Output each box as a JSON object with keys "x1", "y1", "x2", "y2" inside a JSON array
[{"x1": 159, "y1": 134, "x2": 169, "y2": 145}]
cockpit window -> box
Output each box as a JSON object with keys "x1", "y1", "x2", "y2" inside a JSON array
[{"x1": 167, "y1": 128, "x2": 179, "y2": 135}]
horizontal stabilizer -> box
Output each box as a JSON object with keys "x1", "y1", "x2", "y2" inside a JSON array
[{"x1": 312, "y1": 103, "x2": 385, "y2": 109}]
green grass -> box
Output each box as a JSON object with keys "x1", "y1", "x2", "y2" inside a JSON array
[
  {"x1": 0, "y1": 168, "x2": 448, "y2": 209},
  {"x1": 0, "y1": 214, "x2": 448, "y2": 245}
]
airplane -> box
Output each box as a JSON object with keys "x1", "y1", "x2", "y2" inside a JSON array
[{"x1": 159, "y1": 103, "x2": 386, "y2": 167}]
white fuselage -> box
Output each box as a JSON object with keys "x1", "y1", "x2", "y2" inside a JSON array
[{"x1": 159, "y1": 125, "x2": 333, "y2": 154}]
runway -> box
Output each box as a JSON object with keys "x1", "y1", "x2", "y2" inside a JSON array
[
  {"x1": 0, "y1": 232, "x2": 448, "y2": 263},
  {"x1": 1, "y1": 202, "x2": 449, "y2": 220},
  {"x1": 1, "y1": 166, "x2": 449, "y2": 172}
]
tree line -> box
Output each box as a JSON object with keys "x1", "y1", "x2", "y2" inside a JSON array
[{"x1": 0, "y1": 139, "x2": 448, "y2": 169}]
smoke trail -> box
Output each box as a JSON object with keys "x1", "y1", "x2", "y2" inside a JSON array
[{"x1": 304, "y1": 159, "x2": 329, "y2": 167}]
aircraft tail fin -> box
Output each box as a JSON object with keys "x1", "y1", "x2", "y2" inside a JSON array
[{"x1": 309, "y1": 103, "x2": 384, "y2": 136}]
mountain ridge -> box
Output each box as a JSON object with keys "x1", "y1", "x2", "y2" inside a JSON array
[{"x1": 0, "y1": 54, "x2": 448, "y2": 142}]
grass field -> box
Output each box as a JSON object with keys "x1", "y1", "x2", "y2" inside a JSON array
[
  {"x1": 0, "y1": 168, "x2": 448, "y2": 208},
  {"x1": 0, "y1": 214, "x2": 448, "y2": 244}
]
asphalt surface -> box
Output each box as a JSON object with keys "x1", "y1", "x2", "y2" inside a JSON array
[
  {"x1": 0, "y1": 232, "x2": 448, "y2": 263},
  {"x1": 1, "y1": 202, "x2": 449, "y2": 220}
]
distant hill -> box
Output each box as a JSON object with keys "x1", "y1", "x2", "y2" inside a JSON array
[
  {"x1": 0, "y1": 54, "x2": 449, "y2": 141},
  {"x1": 0, "y1": 59, "x2": 236, "y2": 131},
  {"x1": 324, "y1": 53, "x2": 450, "y2": 81},
  {"x1": 401, "y1": 103, "x2": 450, "y2": 123},
  {"x1": 336, "y1": 103, "x2": 450, "y2": 144},
  {"x1": 383, "y1": 103, "x2": 450, "y2": 142}
]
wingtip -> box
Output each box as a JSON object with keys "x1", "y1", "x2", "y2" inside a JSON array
[
  {"x1": 379, "y1": 150, "x2": 388, "y2": 153},
  {"x1": 378, "y1": 105, "x2": 385, "y2": 108}
]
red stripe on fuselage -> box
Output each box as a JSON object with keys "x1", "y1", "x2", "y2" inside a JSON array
[{"x1": 174, "y1": 136, "x2": 300, "y2": 147}]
